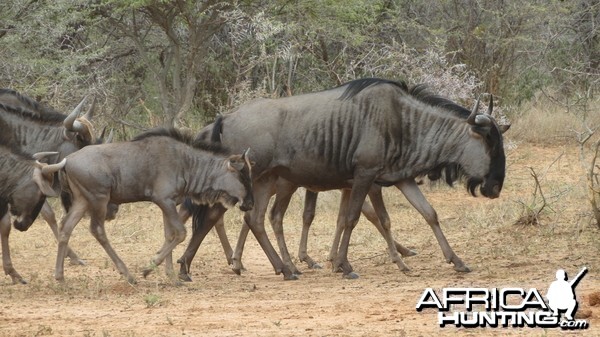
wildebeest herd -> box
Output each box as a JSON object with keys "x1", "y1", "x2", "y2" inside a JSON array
[{"x1": 0, "y1": 78, "x2": 510, "y2": 285}]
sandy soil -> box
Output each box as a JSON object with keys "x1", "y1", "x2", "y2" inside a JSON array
[{"x1": 1, "y1": 143, "x2": 599, "y2": 337}]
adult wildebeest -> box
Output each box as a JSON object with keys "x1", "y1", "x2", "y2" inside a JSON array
[
  {"x1": 0, "y1": 90, "x2": 99, "y2": 262},
  {"x1": 0, "y1": 134, "x2": 67, "y2": 284},
  {"x1": 259, "y1": 84, "x2": 502, "y2": 275},
  {"x1": 55, "y1": 128, "x2": 254, "y2": 283},
  {"x1": 179, "y1": 78, "x2": 510, "y2": 280}
]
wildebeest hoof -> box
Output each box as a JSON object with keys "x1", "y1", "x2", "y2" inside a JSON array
[
  {"x1": 284, "y1": 274, "x2": 300, "y2": 281},
  {"x1": 126, "y1": 276, "x2": 137, "y2": 285},
  {"x1": 69, "y1": 258, "x2": 86, "y2": 266},
  {"x1": 142, "y1": 268, "x2": 153, "y2": 278},
  {"x1": 179, "y1": 273, "x2": 193, "y2": 282},
  {"x1": 343, "y1": 272, "x2": 360, "y2": 280},
  {"x1": 11, "y1": 276, "x2": 27, "y2": 285},
  {"x1": 310, "y1": 263, "x2": 323, "y2": 270},
  {"x1": 454, "y1": 264, "x2": 472, "y2": 273},
  {"x1": 232, "y1": 267, "x2": 242, "y2": 276},
  {"x1": 402, "y1": 249, "x2": 418, "y2": 257}
]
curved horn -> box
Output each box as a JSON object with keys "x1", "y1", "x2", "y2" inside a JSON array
[
  {"x1": 486, "y1": 95, "x2": 493, "y2": 116},
  {"x1": 99, "y1": 126, "x2": 107, "y2": 140},
  {"x1": 467, "y1": 96, "x2": 481, "y2": 125},
  {"x1": 39, "y1": 158, "x2": 67, "y2": 175},
  {"x1": 82, "y1": 96, "x2": 95, "y2": 121},
  {"x1": 32, "y1": 151, "x2": 59, "y2": 161},
  {"x1": 63, "y1": 96, "x2": 88, "y2": 131},
  {"x1": 106, "y1": 129, "x2": 114, "y2": 144},
  {"x1": 242, "y1": 148, "x2": 250, "y2": 160}
]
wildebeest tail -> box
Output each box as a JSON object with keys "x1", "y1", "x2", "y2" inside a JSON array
[{"x1": 58, "y1": 169, "x2": 73, "y2": 213}]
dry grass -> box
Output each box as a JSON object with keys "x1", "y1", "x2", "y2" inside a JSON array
[{"x1": 509, "y1": 94, "x2": 600, "y2": 146}]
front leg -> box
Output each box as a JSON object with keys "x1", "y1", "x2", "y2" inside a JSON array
[
  {"x1": 143, "y1": 199, "x2": 187, "y2": 278},
  {"x1": 237, "y1": 175, "x2": 296, "y2": 280},
  {"x1": 333, "y1": 174, "x2": 376, "y2": 279},
  {"x1": 177, "y1": 204, "x2": 226, "y2": 282},
  {"x1": 41, "y1": 201, "x2": 85, "y2": 265},
  {"x1": 396, "y1": 180, "x2": 470, "y2": 272},
  {"x1": 1, "y1": 212, "x2": 25, "y2": 284}
]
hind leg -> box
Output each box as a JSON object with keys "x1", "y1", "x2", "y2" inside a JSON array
[
  {"x1": 367, "y1": 185, "x2": 410, "y2": 271},
  {"x1": 359, "y1": 196, "x2": 417, "y2": 258},
  {"x1": 269, "y1": 179, "x2": 301, "y2": 275},
  {"x1": 328, "y1": 190, "x2": 350, "y2": 265},
  {"x1": 298, "y1": 190, "x2": 322, "y2": 269}
]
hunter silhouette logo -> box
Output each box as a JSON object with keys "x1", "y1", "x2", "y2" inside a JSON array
[
  {"x1": 416, "y1": 267, "x2": 589, "y2": 330},
  {"x1": 547, "y1": 267, "x2": 588, "y2": 321}
]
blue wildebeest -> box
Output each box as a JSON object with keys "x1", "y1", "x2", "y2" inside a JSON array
[
  {"x1": 264, "y1": 84, "x2": 503, "y2": 274},
  {"x1": 55, "y1": 128, "x2": 254, "y2": 283},
  {"x1": 0, "y1": 90, "x2": 102, "y2": 283},
  {"x1": 0, "y1": 131, "x2": 67, "y2": 283},
  {"x1": 179, "y1": 78, "x2": 510, "y2": 280},
  {"x1": 0, "y1": 90, "x2": 99, "y2": 249}
]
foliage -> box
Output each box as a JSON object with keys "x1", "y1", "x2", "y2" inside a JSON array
[{"x1": 0, "y1": 0, "x2": 597, "y2": 128}]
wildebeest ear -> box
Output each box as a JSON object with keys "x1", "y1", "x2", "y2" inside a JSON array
[
  {"x1": 498, "y1": 124, "x2": 511, "y2": 134},
  {"x1": 227, "y1": 156, "x2": 245, "y2": 171},
  {"x1": 32, "y1": 168, "x2": 58, "y2": 197}
]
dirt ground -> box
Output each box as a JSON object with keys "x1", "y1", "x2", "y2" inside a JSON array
[{"x1": 1, "y1": 143, "x2": 599, "y2": 337}]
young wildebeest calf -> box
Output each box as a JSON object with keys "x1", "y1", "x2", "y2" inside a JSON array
[
  {"x1": 0, "y1": 146, "x2": 66, "y2": 284},
  {"x1": 55, "y1": 128, "x2": 254, "y2": 283}
]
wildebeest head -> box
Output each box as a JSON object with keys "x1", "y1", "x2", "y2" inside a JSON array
[
  {"x1": 207, "y1": 149, "x2": 254, "y2": 212},
  {"x1": 461, "y1": 96, "x2": 510, "y2": 199},
  {"x1": 60, "y1": 96, "x2": 97, "y2": 154},
  {"x1": 11, "y1": 156, "x2": 66, "y2": 231}
]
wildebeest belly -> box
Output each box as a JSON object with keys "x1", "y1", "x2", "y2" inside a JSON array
[{"x1": 272, "y1": 163, "x2": 354, "y2": 191}]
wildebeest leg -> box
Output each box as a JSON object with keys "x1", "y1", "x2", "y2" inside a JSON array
[
  {"x1": 367, "y1": 185, "x2": 410, "y2": 271},
  {"x1": 177, "y1": 204, "x2": 227, "y2": 282},
  {"x1": 269, "y1": 179, "x2": 301, "y2": 275},
  {"x1": 1, "y1": 212, "x2": 25, "y2": 284},
  {"x1": 298, "y1": 190, "x2": 322, "y2": 269},
  {"x1": 359, "y1": 197, "x2": 417, "y2": 258},
  {"x1": 142, "y1": 200, "x2": 187, "y2": 279},
  {"x1": 40, "y1": 201, "x2": 85, "y2": 266},
  {"x1": 333, "y1": 175, "x2": 375, "y2": 279},
  {"x1": 88, "y1": 204, "x2": 136, "y2": 284},
  {"x1": 162, "y1": 219, "x2": 175, "y2": 277},
  {"x1": 233, "y1": 176, "x2": 296, "y2": 280},
  {"x1": 55, "y1": 200, "x2": 88, "y2": 282},
  {"x1": 231, "y1": 223, "x2": 250, "y2": 274},
  {"x1": 396, "y1": 180, "x2": 471, "y2": 272},
  {"x1": 213, "y1": 216, "x2": 233, "y2": 265},
  {"x1": 327, "y1": 189, "x2": 351, "y2": 265}
]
